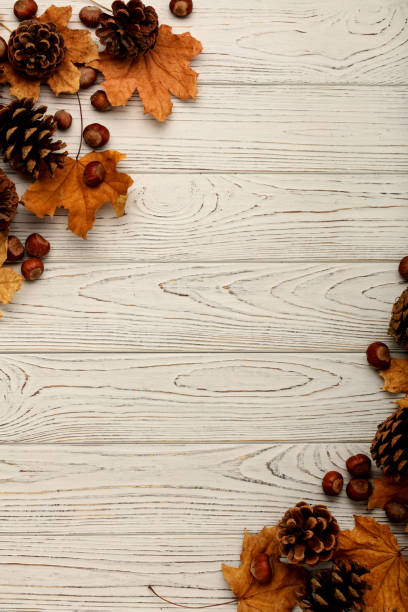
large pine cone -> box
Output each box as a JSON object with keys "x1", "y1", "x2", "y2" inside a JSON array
[
  {"x1": 8, "y1": 20, "x2": 66, "y2": 80},
  {"x1": 0, "y1": 98, "x2": 67, "y2": 180},
  {"x1": 0, "y1": 169, "x2": 19, "y2": 232},
  {"x1": 371, "y1": 407, "x2": 408, "y2": 480},
  {"x1": 96, "y1": 0, "x2": 159, "y2": 59},
  {"x1": 277, "y1": 501, "x2": 339, "y2": 566},
  {"x1": 389, "y1": 288, "x2": 408, "y2": 348},
  {"x1": 298, "y1": 560, "x2": 369, "y2": 612}
]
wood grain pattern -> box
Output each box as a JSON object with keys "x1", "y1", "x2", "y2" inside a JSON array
[
  {"x1": 9, "y1": 174, "x2": 408, "y2": 263},
  {"x1": 0, "y1": 261, "x2": 401, "y2": 352},
  {"x1": 0, "y1": 353, "x2": 395, "y2": 443}
]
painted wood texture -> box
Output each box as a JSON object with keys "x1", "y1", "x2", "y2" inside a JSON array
[
  {"x1": 9, "y1": 174, "x2": 408, "y2": 263},
  {"x1": 0, "y1": 353, "x2": 396, "y2": 443},
  {"x1": 0, "y1": 261, "x2": 403, "y2": 351}
]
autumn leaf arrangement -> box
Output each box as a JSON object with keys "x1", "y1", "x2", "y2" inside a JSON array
[{"x1": 0, "y1": 0, "x2": 202, "y2": 314}]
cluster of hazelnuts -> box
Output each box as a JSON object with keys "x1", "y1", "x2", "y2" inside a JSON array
[{"x1": 7, "y1": 233, "x2": 50, "y2": 281}]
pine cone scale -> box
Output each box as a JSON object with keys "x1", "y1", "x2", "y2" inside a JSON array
[{"x1": 0, "y1": 169, "x2": 19, "y2": 232}]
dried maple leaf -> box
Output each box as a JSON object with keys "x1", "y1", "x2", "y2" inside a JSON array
[
  {"x1": 0, "y1": 5, "x2": 98, "y2": 100},
  {"x1": 379, "y1": 358, "x2": 408, "y2": 393},
  {"x1": 22, "y1": 151, "x2": 133, "y2": 239},
  {"x1": 90, "y1": 24, "x2": 202, "y2": 122},
  {"x1": 368, "y1": 474, "x2": 408, "y2": 510},
  {"x1": 0, "y1": 267, "x2": 23, "y2": 315},
  {"x1": 222, "y1": 526, "x2": 307, "y2": 612},
  {"x1": 336, "y1": 515, "x2": 408, "y2": 611}
]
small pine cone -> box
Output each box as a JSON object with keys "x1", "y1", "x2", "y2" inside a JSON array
[
  {"x1": 298, "y1": 560, "x2": 369, "y2": 612},
  {"x1": 8, "y1": 20, "x2": 66, "y2": 80},
  {"x1": 277, "y1": 501, "x2": 339, "y2": 566},
  {"x1": 96, "y1": 0, "x2": 159, "y2": 59},
  {"x1": 389, "y1": 288, "x2": 408, "y2": 348},
  {"x1": 0, "y1": 169, "x2": 19, "y2": 232},
  {"x1": 371, "y1": 407, "x2": 408, "y2": 480},
  {"x1": 0, "y1": 98, "x2": 67, "y2": 180}
]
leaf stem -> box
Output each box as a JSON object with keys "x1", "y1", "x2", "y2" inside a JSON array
[
  {"x1": 148, "y1": 586, "x2": 238, "y2": 609},
  {"x1": 0, "y1": 22, "x2": 12, "y2": 33},
  {"x1": 89, "y1": 0, "x2": 112, "y2": 12},
  {"x1": 76, "y1": 92, "x2": 83, "y2": 161}
]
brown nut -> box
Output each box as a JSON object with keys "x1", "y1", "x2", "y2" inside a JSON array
[
  {"x1": 79, "y1": 5, "x2": 103, "y2": 28},
  {"x1": 25, "y1": 233, "x2": 50, "y2": 258},
  {"x1": 83, "y1": 123, "x2": 110, "y2": 148},
  {"x1": 21, "y1": 257, "x2": 44, "y2": 281},
  {"x1": 91, "y1": 90, "x2": 112, "y2": 112},
  {"x1": 346, "y1": 478, "x2": 373, "y2": 502},
  {"x1": 0, "y1": 36, "x2": 8, "y2": 62},
  {"x1": 169, "y1": 0, "x2": 193, "y2": 17},
  {"x1": 7, "y1": 236, "x2": 25, "y2": 262},
  {"x1": 398, "y1": 256, "x2": 408, "y2": 280},
  {"x1": 366, "y1": 342, "x2": 391, "y2": 370},
  {"x1": 54, "y1": 110, "x2": 72, "y2": 131},
  {"x1": 346, "y1": 454, "x2": 371, "y2": 478},
  {"x1": 384, "y1": 501, "x2": 408, "y2": 523},
  {"x1": 13, "y1": 0, "x2": 38, "y2": 20},
  {"x1": 79, "y1": 66, "x2": 98, "y2": 89},
  {"x1": 250, "y1": 553, "x2": 272, "y2": 585},
  {"x1": 322, "y1": 471, "x2": 344, "y2": 496},
  {"x1": 83, "y1": 161, "x2": 106, "y2": 187}
]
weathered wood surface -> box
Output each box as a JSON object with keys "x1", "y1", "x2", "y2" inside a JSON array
[{"x1": 0, "y1": 353, "x2": 395, "y2": 443}]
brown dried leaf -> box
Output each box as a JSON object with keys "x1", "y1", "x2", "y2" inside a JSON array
[
  {"x1": 336, "y1": 515, "x2": 408, "y2": 611},
  {"x1": 0, "y1": 268, "x2": 23, "y2": 308},
  {"x1": 22, "y1": 151, "x2": 133, "y2": 239},
  {"x1": 91, "y1": 24, "x2": 202, "y2": 121},
  {"x1": 379, "y1": 358, "x2": 408, "y2": 393},
  {"x1": 397, "y1": 394, "x2": 408, "y2": 408},
  {"x1": 368, "y1": 474, "x2": 408, "y2": 510},
  {"x1": 0, "y1": 232, "x2": 7, "y2": 267},
  {"x1": 222, "y1": 526, "x2": 307, "y2": 612}
]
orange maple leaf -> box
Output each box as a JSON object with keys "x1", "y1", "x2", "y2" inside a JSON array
[
  {"x1": 368, "y1": 474, "x2": 408, "y2": 510},
  {"x1": 22, "y1": 151, "x2": 133, "y2": 239},
  {"x1": 378, "y1": 358, "x2": 408, "y2": 393},
  {"x1": 0, "y1": 267, "x2": 24, "y2": 315},
  {"x1": 222, "y1": 526, "x2": 307, "y2": 612},
  {"x1": 90, "y1": 24, "x2": 202, "y2": 122},
  {"x1": 336, "y1": 515, "x2": 408, "y2": 611},
  {"x1": 0, "y1": 5, "x2": 98, "y2": 100}
]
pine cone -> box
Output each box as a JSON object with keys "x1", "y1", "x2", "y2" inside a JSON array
[
  {"x1": 371, "y1": 407, "x2": 408, "y2": 480},
  {"x1": 0, "y1": 169, "x2": 19, "y2": 232},
  {"x1": 0, "y1": 98, "x2": 67, "y2": 180},
  {"x1": 389, "y1": 288, "x2": 408, "y2": 348},
  {"x1": 298, "y1": 560, "x2": 369, "y2": 612},
  {"x1": 277, "y1": 501, "x2": 339, "y2": 566},
  {"x1": 96, "y1": 0, "x2": 159, "y2": 59},
  {"x1": 8, "y1": 20, "x2": 66, "y2": 80}
]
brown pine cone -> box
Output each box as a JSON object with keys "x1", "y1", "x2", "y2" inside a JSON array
[
  {"x1": 96, "y1": 0, "x2": 159, "y2": 59},
  {"x1": 298, "y1": 560, "x2": 369, "y2": 612},
  {"x1": 389, "y1": 288, "x2": 408, "y2": 348},
  {"x1": 371, "y1": 407, "x2": 408, "y2": 480},
  {"x1": 277, "y1": 501, "x2": 339, "y2": 566},
  {"x1": 0, "y1": 98, "x2": 67, "y2": 179},
  {"x1": 0, "y1": 169, "x2": 19, "y2": 232},
  {"x1": 8, "y1": 20, "x2": 66, "y2": 80}
]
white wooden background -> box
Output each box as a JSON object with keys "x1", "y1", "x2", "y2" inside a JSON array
[{"x1": 0, "y1": 0, "x2": 407, "y2": 609}]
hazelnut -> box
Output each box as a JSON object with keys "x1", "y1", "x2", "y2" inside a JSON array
[
  {"x1": 346, "y1": 454, "x2": 371, "y2": 478},
  {"x1": 322, "y1": 471, "x2": 344, "y2": 496},
  {"x1": 79, "y1": 5, "x2": 103, "y2": 28},
  {"x1": 169, "y1": 0, "x2": 193, "y2": 17},
  {"x1": 250, "y1": 553, "x2": 272, "y2": 585},
  {"x1": 54, "y1": 110, "x2": 72, "y2": 131},
  {"x1": 83, "y1": 123, "x2": 110, "y2": 149},
  {"x1": 399, "y1": 256, "x2": 408, "y2": 280},
  {"x1": 13, "y1": 0, "x2": 38, "y2": 20},
  {"x1": 366, "y1": 342, "x2": 391, "y2": 370},
  {"x1": 91, "y1": 90, "x2": 112, "y2": 112},
  {"x1": 7, "y1": 236, "x2": 25, "y2": 262},
  {"x1": 79, "y1": 66, "x2": 98, "y2": 89},
  {"x1": 346, "y1": 478, "x2": 373, "y2": 502},
  {"x1": 83, "y1": 161, "x2": 106, "y2": 187},
  {"x1": 25, "y1": 233, "x2": 50, "y2": 258},
  {"x1": 384, "y1": 501, "x2": 408, "y2": 523},
  {"x1": 21, "y1": 257, "x2": 44, "y2": 281},
  {"x1": 0, "y1": 37, "x2": 8, "y2": 62}
]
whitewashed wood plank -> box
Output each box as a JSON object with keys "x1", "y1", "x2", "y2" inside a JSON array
[
  {"x1": 0, "y1": 444, "x2": 404, "y2": 536},
  {"x1": 0, "y1": 353, "x2": 396, "y2": 443},
  {"x1": 9, "y1": 174, "x2": 408, "y2": 263},
  {"x1": 0, "y1": 261, "x2": 402, "y2": 351},
  {"x1": 1, "y1": 0, "x2": 408, "y2": 85}
]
